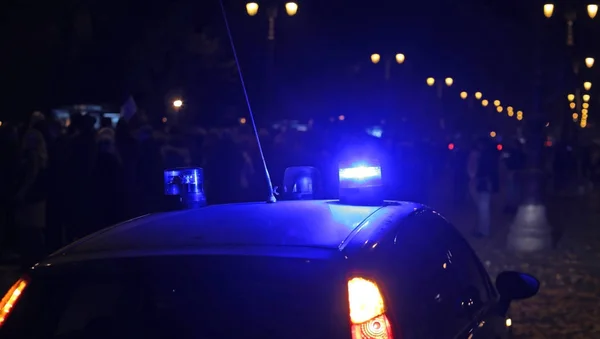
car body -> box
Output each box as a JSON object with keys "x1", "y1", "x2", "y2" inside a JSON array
[{"x1": 0, "y1": 199, "x2": 537, "y2": 338}]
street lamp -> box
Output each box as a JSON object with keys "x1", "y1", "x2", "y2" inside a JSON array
[
  {"x1": 493, "y1": 100, "x2": 501, "y2": 106},
  {"x1": 583, "y1": 102, "x2": 590, "y2": 109},
  {"x1": 460, "y1": 91, "x2": 468, "y2": 99},
  {"x1": 585, "y1": 57, "x2": 595, "y2": 68},
  {"x1": 543, "y1": 3, "x2": 555, "y2": 18},
  {"x1": 584, "y1": 81, "x2": 592, "y2": 90},
  {"x1": 568, "y1": 93, "x2": 575, "y2": 101},
  {"x1": 246, "y1": 2, "x2": 259, "y2": 16},
  {"x1": 173, "y1": 99, "x2": 183, "y2": 108},
  {"x1": 445, "y1": 77, "x2": 454, "y2": 86},
  {"x1": 426, "y1": 77, "x2": 435, "y2": 86},
  {"x1": 395, "y1": 53, "x2": 405, "y2": 64},
  {"x1": 570, "y1": 102, "x2": 576, "y2": 109},
  {"x1": 285, "y1": 2, "x2": 298, "y2": 16},
  {"x1": 583, "y1": 94, "x2": 591, "y2": 102},
  {"x1": 496, "y1": 106, "x2": 503, "y2": 113},
  {"x1": 475, "y1": 92, "x2": 482, "y2": 100},
  {"x1": 588, "y1": 4, "x2": 598, "y2": 19},
  {"x1": 370, "y1": 53, "x2": 381, "y2": 64},
  {"x1": 481, "y1": 99, "x2": 489, "y2": 107},
  {"x1": 490, "y1": 131, "x2": 497, "y2": 137}
]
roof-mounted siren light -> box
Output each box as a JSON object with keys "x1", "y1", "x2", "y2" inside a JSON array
[
  {"x1": 163, "y1": 167, "x2": 207, "y2": 209},
  {"x1": 283, "y1": 166, "x2": 321, "y2": 200},
  {"x1": 338, "y1": 160, "x2": 383, "y2": 205}
]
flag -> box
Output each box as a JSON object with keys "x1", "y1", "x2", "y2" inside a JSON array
[{"x1": 120, "y1": 96, "x2": 137, "y2": 122}]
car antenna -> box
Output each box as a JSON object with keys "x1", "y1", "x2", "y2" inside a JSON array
[{"x1": 218, "y1": 0, "x2": 277, "y2": 203}]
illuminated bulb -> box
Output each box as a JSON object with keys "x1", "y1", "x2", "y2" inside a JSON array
[
  {"x1": 584, "y1": 81, "x2": 592, "y2": 91},
  {"x1": 490, "y1": 131, "x2": 497, "y2": 137},
  {"x1": 496, "y1": 106, "x2": 503, "y2": 113},
  {"x1": 586, "y1": 57, "x2": 595, "y2": 68},
  {"x1": 583, "y1": 94, "x2": 590, "y2": 102},
  {"x1": 460, "y1": 91, "x2": 468, "y2": 99},
  {"x1": 517, "y1": 115, "x2": 523, "y2": 121},
  {"x1": 568, "y1": 94, "x2": 575, "y2": 101},
  {"x1": 426, "y1": 77, "x2": 435, "y2": 86},
  {"x1": 581, "y1": 120, "x2": 587, "y2": 128},
  {"x1": 589, "y1": 4, "x2": 599, "y2": 19},
  {"x1": 508, "y1": 110, "x2": 514, "y2": 117},
  {"x1": 239, "y1": 117, "x2": 247, "y2": 124},
  {"x1": 573, "y1": 112, "x2": 579, "y2": 119},
  {"x1": 544, "y1": 3, "x2": 554, "y2": 18},
  {"x1": 494, "y1": 100, "x2": 501, "y2": 106},
  {"x1": 507, "y1": 106, "x2": 513, "y2": 112},
  {"x1": 506, "y1": 318, "x2": 512, "y2": 327},
  {"x1": 338, "y1": 115, "x2": 345, "y2": 121},
  {"x1": 285, "y1": 2, "x2": 298, "y2": 16},
  {"x1": 173, "y1": 99, "x2": 183, "y2": 108},
  {"x1": 570, "y1": 102, "x2": 576, "y2": 109},
  {"x1": 370, "y1": 53, "x2": 381, "y2": 64},
  {"x1": 475, "y1": 92, "x2": 482, "y2": 100},
  {"x1": 445, "y1": 77, "x2": 454, "y2": 87},
  {"x1": 583, "y1": 103, "x2": 590, "y2": 109},
  {"x1": 582, "y1": 109, "x2": 588, "y2": 115},
  {"x1": 246, "y1": 2, "x2": 259, "y2": 16},
  {"x1": 395, "y1": 53, "x2": 405, "y2": 64},
  {"x1": 517, "y1": 110, "x2": 523, "y2": 115},
  {"x1": 481, "y1": 99, "x2": 489, "y2": 107}
]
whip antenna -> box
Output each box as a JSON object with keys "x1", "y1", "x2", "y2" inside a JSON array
[{"x1": 219, "y1": 0, "x2": 277, "y2": 203}]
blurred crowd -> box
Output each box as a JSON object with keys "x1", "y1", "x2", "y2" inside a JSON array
[{"x1": 1, "y1": 111, "x2": 600, "y2": 268}]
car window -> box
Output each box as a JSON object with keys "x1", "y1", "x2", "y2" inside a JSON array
[
  {"x1": 1, "y1": 256, "x2": 349, "y2": 339},
  {"x1": 391, "y1": 211, "x2": 470, "y2": 338}
]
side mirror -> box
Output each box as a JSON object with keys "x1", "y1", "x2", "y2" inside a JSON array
[{"x1": 496, "y1": 271, "x2": 539, "y2": 301}]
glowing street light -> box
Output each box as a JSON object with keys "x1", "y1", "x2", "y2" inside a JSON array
[
  {"x1": 445, "y1": 77, "x2": 454, "y2": 87},
  {"x1": 508, "y1": 110, "x2": 514, "y2": 117},
  {"x1": 570, "y1": 102, "x2": 576, "y2": 109},
  {"x1": 588, "y1": 4, "x2": 599, "y2": 19},
  {"x1": 490, "y1": 131, "x2": 497, "y2": 137},
  {"x1": 285, "y1": 2, "x2": 298, "y2": 16},
  {"x1": 239, "y1": 117, "x2": 247, "y2": 124},
  {"x1": 543, "y1": 3, "x2": 554, "y2": 18},
  {"x1": 494, "y1": 100, "x2": 501, "y2": 106},
  {"x1": 583, "y1": 94, "x2": 591, "y2": 102},
  {"x1": 584, "y1": 81, "x2": 592, "y2": 90},
  {"x1": 573, "y1": 112, "x2": 579, "y2": 119},
  {"x1": 568, "y1": 93, "x2": 575, "y2": 101},
  {"x1": 586, "y1": 57, "x2": 595, "y2": 68},
  {"x1": 173, "y1": 99, "x2": 183, "y2": 108},
  {"x1": 426, "y1": 77, "x2": 435, "y2": 86},
  {"x1": 583, "y1": 103, "x2": 590, "y2": 109},
  {"x1": 370, "y1": 53, "x2": 381, "y2": 64},
  {"x1": 475, "y1": 92, "x2": 482, "y2": 100},
  {"x1": 246, "y1": 2, "x2": 259, "y2": 16},
  {"x1": 460, "y1": 91, "x2": 468, "y2": 99},
  {"x1": 497, "y1": 106, "x2": 503, "y2": 113},
  {"x1": 481, "y1": 99, "x2": 489, "y2": 107},
  {"x1": 395, "y1": 53, "x2": 405, "y2": 64}
]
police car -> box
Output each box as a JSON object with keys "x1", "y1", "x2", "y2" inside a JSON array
[{"x1": 0, "y1": 163, "x2": 538, "y2": 339}]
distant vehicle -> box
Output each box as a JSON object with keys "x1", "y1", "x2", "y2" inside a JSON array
[{"x1": 0, "y1": 164, "x2": 538, "y2": 339}]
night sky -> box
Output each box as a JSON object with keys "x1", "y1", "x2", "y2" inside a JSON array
[{"x1": 1, "y1": 0, "x2": 599, "y2": 124}]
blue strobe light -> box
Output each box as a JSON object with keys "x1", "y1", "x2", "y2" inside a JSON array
[
  {"x1": 338, "y1": 161, "x2": 383, "y2": 205},
  {"x1": 164, "y1": 167, "x2": 207, "y2": 209}
]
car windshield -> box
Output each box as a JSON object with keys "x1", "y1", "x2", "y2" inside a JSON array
[{"x1": 1, "y1": 256, "x2": 349, "y2": 339}]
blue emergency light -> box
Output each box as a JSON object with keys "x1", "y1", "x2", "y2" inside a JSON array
[
  {"x1": 163, "y1": 167, "x2": 206, "y2": 209},
  {"x1": 338, "y1": 161, "x2": 383, "y2": 205},
  {"x1": 283, "y1": 166, "x2": 321, "y2": 200}
]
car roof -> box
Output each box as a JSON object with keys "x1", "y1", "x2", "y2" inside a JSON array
[{"x1": 49, "y1": 200, "x2": 422, "y2": 263}]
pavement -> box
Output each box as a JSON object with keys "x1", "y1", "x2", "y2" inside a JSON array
[{"x1": 1, "y1": 189, "x2": 599, "y2": 337}]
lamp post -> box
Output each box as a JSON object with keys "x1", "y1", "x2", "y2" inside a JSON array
[
  {"x1": 426, "y1": 77, "x2": 454, "y2": 134},
  {"x1": 370, "y1": 53, "x2": 406, "y2": 122},
  {"x1": 245, "y1": 1, "x2": 299, "y2": 120}
]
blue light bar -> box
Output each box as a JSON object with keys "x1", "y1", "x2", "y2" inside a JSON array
[
  {"x1": 339, "y1": 166, "x2": 381, "y2": 181},
  {"x1": 338, "y1": 161, "x2": 383, "y2": 205}
]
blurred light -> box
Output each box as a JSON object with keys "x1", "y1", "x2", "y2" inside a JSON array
[
  {"x1": 568, "y1": 93, "x2": 575, "y2": 101},
  {"x1": 496, "y1": 106, "x2": 503, "y2": 113},
  {"x1": 583, "y1": 103, "x2": 590, "y2": 109},
  {"x1": 581, "y1": 120, "x2": 588, "y2": 128},
  {"x1": 589, "y1": 4, "x2": 598, "y2": 19},
  {"x1": 370, "y1": 53, "x2": 381, "y2": 64},
  {"x1": 545, "y1": 140, "x2": 553, "y2": 147},
  {"x1": 569, "y1": 102, "x2": 576, "y2": 109},
  {"x1": 517, "y1": 115, "x2": 523, "y2": 121},
  {"x1": 460, "y1": 91, "x2": 468, "y2": 99},
  {"x1": 586, "y1": 57, "x2": 595, "y2": 68},
  {"x1": 445, "y1": 77, "x2": 454, "y2": 87},
  {"x1": 0, "y1": 121, "x2": 2, "y2": 127},
  {"x1": 506, "y1": 318, "x2": 512, "y2": 327},
  {"x1": 517, "y1": 110, "x2": 523, "y2": 116},
  {"x1": 246, "y1": 2, "x2": 259, "y2": 16},
  {"x1": 448, "y1": 143, "x2": 455, "y2": 150},
  {"x1": 582, "y1": 108, "x2": 588, "y2": 115},
  {"x1": 490, "y1": 131, "x2": 497, "y2": 137},
  {"x1": 481, "y1": 99, "x2": 489, "y2": 107},
  {"x1": 573, "y1": 112, "x2": 579, "y2": 119},
  {"x1": 475, "y1": 92, "x2": 482, "y2": 100},
  {"x1": 285, "y1": 2, "x2": 298, "y2": 16},
  {"x1": 161, "y1": 117, "x2": 167, "y2": 123},
  {"x1": 239, "y1": 117, "x2": 247, "y2": 124},
  {"x1": 508, "y1": 110, "x2": 514, "y2": 117},
  {"x1": 584, "y1": 81, "x2": 592, "y2": 91},
  {"x1": 493, "y1": 100, "x2": 501, "y2": 106},
  {"x1": 395, "y1": 53, "x2": 405, "y2": 64},
  {"x1": 426, "y1": 77, "x2": 435, "y2": 86},
  {"x1": 543, "y1": 3, "x2": 554, "y2": 18},
  {"x1": 338, "y1": 115, "x2": 345, "y2": 121},
  {"x1": 173, "y1": 99, "x2": 183, "y2": 108},
  {"x1": 546, "y1": 122, "x2": 550, "y2": 127},
  {"x1": 583, "y1": 94, "x2": 590, "y2": 102},
  {"x1": 507, "y1": 106, "x2": 513, "y2": 112},
  {"x1": 339, "y1": 165, "x2": 381, "y2": 181},
  {"x1": 496, "y1": 144, "x2": 503, "y2": 151}
]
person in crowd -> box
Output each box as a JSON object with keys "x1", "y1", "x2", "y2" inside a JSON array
[{"x1": 14, "y1": 128, "x2": 48, "y2": 269}]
